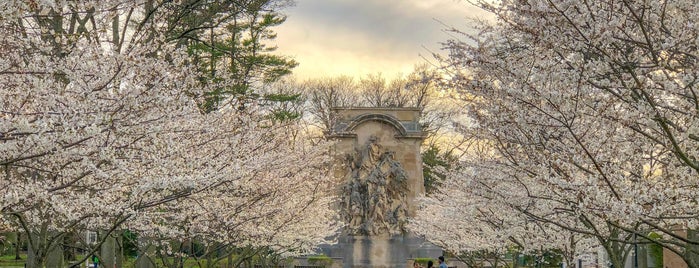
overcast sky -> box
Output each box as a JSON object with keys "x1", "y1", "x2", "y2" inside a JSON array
[{"x1": 275, "y1": 0, "x2": 489, "y2": 80}]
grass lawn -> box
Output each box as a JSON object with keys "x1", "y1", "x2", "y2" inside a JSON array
[{"x1": 0, "y1": 254, "x2": 26, "y2": 267}]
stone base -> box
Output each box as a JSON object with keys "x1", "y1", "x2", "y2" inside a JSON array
[{"x1": 318, "y1": 234, "x2": 442, "y2": 268}]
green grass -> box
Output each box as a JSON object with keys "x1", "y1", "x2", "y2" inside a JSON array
[
  {"x1": 0, "y1": 254, "x2": 26, "y2": 267},
  {"x1": 413, "y1": 257, "x2": 434, "y2": 265}
]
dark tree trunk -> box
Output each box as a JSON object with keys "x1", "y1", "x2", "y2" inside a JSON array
[{"x1": 15, "y1": 231, "x2": 21, "y2": 260}]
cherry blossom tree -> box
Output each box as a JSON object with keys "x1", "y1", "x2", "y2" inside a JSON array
[
  {"x1": 125, "y1": 118, "x2": 339, "y2": 268},
  {"x1": 413, "y1": 0, "x2": 699, "y2": 267},
  {"x1": 0, "y1": 1, "x2": 338, "y2": 267}
]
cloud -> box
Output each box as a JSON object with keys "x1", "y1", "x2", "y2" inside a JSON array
[{"x1": 274, "y1": 0, "x2": 490, "y2": 79}]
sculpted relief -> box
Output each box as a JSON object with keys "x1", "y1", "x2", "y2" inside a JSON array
[{"x1": 341, "y1": 135, "x2": 409, "y2": 236}]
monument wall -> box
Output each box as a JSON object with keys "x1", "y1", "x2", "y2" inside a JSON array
[{"x1": 323, "y1": 107, "x2": 440, "y2": 268}]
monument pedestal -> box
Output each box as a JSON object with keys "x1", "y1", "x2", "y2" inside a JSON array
[{"x1": 320, "y1": 234, "x2": 441, "y2": 268}]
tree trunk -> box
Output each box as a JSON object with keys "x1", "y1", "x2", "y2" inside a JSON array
[
  {"x1": 15, "y1": 231, "x2": 21, "y2": 260},
  {"x1": 101, "y1": 233, "x2": 117, "y2": 268},
  {"x1": 27, "y1": 256, "x2": 46, "y2": 268},
  {"x1": 27, "y1": 242, "x2": 46, "y2": 268},
  {"x1": 26, "y1": 230, "x2": 46, "y2": 268},
  {"x1": 605, "y1": 241, "x2": 627, "y2": 268},
  {"x1": 46, "y1": 240, "x2": 64, "y2": 268},
  {"x1": 64, "y1": 234, "x2": 75, "y2": 263},
  {"x1": 116, "y1": 234, "x2": 124, "y2": 268}
]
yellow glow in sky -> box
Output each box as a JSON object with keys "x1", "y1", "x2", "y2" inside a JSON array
[{"x1": 275, "y1": 0, "x2": 490, "y2": 80}]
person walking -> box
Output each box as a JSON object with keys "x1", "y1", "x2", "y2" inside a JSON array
[
  {"x1": 427, "y1": 260, "x2": 434, "y2": 268},
  {"x1": 437, "y1": 256, "x2": 447, "y2": 268},
  {"x1": 91, "y1": 255, "x2": 99, "y2": 268}
]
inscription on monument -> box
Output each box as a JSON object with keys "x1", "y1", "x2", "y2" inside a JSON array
[{"x1": 341, "y1": 135, "x2": 409, "y2": 236}]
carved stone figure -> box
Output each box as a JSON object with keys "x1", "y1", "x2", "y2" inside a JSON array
[{"x1": 343, "y1": 135, "x2": 409, "y2": 235}]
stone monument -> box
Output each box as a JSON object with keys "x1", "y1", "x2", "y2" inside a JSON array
[{"x1": 321, "y1": 107, "x2": 441, "y2": 268}]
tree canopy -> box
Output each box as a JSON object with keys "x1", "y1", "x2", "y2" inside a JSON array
[
  {"x1": 412, "y1": 0, "x2": 699, "y2": 267},
  {"x1": 0, "y1": 1, "x2": 338, "y2": 267}
]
